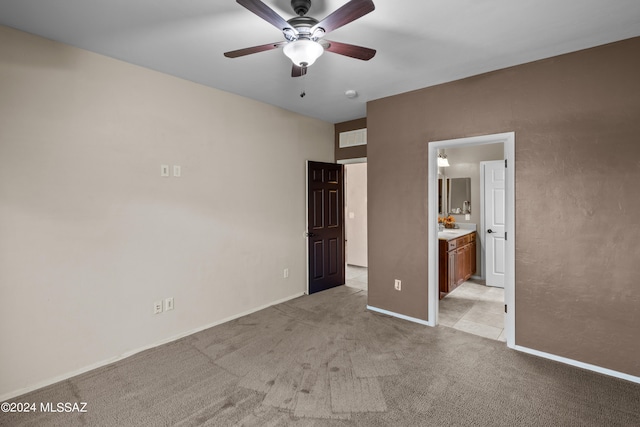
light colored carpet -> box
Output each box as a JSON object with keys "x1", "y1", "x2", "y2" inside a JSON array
[{"x1": 2, "y1": 285, "x2": 639, "y2": 426}]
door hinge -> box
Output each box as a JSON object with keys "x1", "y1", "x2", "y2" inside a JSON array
[
  {"x1": 505, "y1": 159, "x2": 507, "y2": 168},
  {"x1": 504, "y1": 304, "x2": 507, "y2": 313},
  {"x1": 505, "y1": 232, "x2": 507, "y2": 241}
]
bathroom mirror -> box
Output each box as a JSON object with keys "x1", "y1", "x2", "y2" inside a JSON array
[{"x1": 447, "y1": 177, "x2": 471, "y2": 215}]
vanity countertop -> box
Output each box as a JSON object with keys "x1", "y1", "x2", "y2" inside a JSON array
[{"x1": 438, "y1": 228, "x2": 476, "y2": 241}]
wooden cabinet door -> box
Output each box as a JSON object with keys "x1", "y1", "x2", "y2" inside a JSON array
[
  {"x1": 440, "y1": 232, "x2": 477, "y2": 296},
  {"x1": 458, "y1": 246, "x2": 465, "y2": 284},
  {"x1": 455, "y1": 246, "x2": 464, "y2": 287},
  {"x1": 448, "y1": 250, "x2": 456, "y2": 292},
  {"x1": 470, "y1": 239, "x2": 477, "y2": 277},
  {"x1": 464, "y1": 243, "x2": 472, "y2": 281},
  {"x1": 439, "y1": 240, "x2": 448, "y2": 295}
]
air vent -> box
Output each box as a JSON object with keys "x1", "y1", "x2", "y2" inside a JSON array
[{"x1": 339, "y1": 128, "x2": 367, "y2": 148}]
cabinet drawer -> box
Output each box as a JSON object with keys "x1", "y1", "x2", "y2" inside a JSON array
[
  {"x1": 460, "y1": 232, "x2": 476, "y2": 245},
  {"x1": 447, "y1": 240, "x2": 457, "y2": 251}
]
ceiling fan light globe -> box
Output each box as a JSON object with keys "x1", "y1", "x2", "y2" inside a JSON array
[{"x1": 283, "y1": 39, "x2": 324, "y2": 67}]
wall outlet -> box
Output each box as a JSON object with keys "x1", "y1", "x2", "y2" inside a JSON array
[
  {"x1": 164, "y1": 297, "x2": 174, "y2": 311},
  {"x1": 283, "y1": 268, "x2": 289, "y2": 278},
  {"x1": 154, "y1": 300, "x2": 163, "y2": 314},
  {"x1": 394, "y1": 279, "x2": 402, "y2": 291}
]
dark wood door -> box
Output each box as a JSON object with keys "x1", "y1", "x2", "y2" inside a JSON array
[{"x1": 307, "y1": 161, "x2": 345, "y2": 294}]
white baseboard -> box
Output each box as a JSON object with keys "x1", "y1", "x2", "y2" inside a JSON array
[
  {"x1": 367, "y1": 305, "x2": 433, "y2": 326},
  {"x1": 0, "y1": 291, "x2": 305, "y2": 402},
  {"x1": 514, "y1": 345, "x2": 640, "y2": 384},
  {"x1": 367, "y1": 307, "x2": 639, "y2": 384}
]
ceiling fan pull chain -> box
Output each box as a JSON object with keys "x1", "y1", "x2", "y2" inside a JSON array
[{"x1": 300, "y1": 70, "x2": 306, "y2": 98}]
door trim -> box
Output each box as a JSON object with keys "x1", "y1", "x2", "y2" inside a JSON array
[
  {"x1": 337, "y1": 157, "x2": 367, "y2": 165},
  {"x1": 427, "y1": 132, "x2": 515, "y2": 348},
  {"x1": 305, "y1": 161, "x2": 309, "y2": 295},
  {"x1": 340, "y1": 159, "x2": 368, "y2": 270}
]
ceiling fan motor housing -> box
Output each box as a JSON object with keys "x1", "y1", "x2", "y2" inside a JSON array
[
  {"x1": 286, "y1": 16, "x2": 321, "y2": 41},
  {"x1": 291, "y1": 0, "x2": 311, "y2": 16}
]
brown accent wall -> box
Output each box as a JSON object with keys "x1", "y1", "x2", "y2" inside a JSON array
[
  {"x1": 367, "y1": 37, "x2": 640, "y2": 376},
  {"x1": 335, "y1": 118, "x2": 367, "y2": 161}
]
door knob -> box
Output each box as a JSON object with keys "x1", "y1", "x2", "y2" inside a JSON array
[
  {"x1": 306, "y1": 232, "x2": 317, "y2": 237},
  {"x1": 487, "y1": 229, "x2": 494, "y2": 233}
]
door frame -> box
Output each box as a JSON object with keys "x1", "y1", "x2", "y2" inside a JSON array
[
  {"x1": 338, "y1": 157, "x2": 367, "y2": 270},
  {"x1": 427, "y1": 132, "x2": 515, "y2": 348}
]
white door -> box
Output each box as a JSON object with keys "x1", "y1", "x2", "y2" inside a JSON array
[{"x1": 483, "y1": 160, "x2": 506, "y2": 288}]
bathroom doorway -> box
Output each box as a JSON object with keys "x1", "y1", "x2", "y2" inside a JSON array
[
  {"x1": 428, "y1": 133, "x2": 515, "y2": 348},
  {"x1": 436, "y1": 145, "x2": 505, "y2": 341}
]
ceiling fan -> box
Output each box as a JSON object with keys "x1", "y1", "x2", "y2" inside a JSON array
[{"x1": 224, "y1": 0, "x2": 376, "y2": 77}]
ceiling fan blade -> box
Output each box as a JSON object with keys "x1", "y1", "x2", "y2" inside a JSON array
[
  {"x1": 237, "y1": 0, "x2": 297, "y2": 34},
  {"x1": 224, "y1": 41, "x2": 287, "y2": 58},
  {"x1": 324, "y1": 40, "x2": 376, "y2": 60},
  {"x1": 311, "y1": 0, "x2": 375, "y2": 34},
  {"x1": 292, "y1": 64, "x2": 308, "y2": 78}
]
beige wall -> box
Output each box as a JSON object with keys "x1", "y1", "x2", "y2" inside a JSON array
[
  {"x1": 0, "y1": 26, "x2": 334, "y2": 398},
  {"x1": 345, "y1": 163, "x2": 367, "y2": 267},
  {"x1": 367, "y1": 37, "x2": 640, "y2": 377}
]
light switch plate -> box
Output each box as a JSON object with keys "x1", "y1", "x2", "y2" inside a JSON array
[
  {"x1": 161, "y1": 165, "x2": 170, "y2": 177},
  {"x1": 173, "y1": 165, "x2": 181, "y2": 177}
]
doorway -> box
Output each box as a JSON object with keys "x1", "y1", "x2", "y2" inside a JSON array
[
  {"x1": 428, "y1": 133, "x2": 515, "y2": 348},
  {"x1": 342, "y1": 160, "x2": 368, "y2": 291}
]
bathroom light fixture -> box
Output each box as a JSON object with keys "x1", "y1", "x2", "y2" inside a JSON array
[
  {"x1": 438, "y1": 153, "x2": 450, "y2": 167},
  {"x1": 283, "y1": 39, "x2": 324, "y2": 67}
]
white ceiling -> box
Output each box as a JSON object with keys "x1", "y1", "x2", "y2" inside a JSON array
[{"x1": 1, "y1": 0, "x2": 639, "y2": 123}]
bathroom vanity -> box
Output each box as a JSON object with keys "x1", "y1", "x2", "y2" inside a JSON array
[{"x1": 438, "y1": 229, "x2": 476, "y2": 299}]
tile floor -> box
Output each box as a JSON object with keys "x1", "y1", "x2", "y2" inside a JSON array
[
  {"x1": 344, "y1": 266, "x2": 504, "y2": 342},
  {"x1": 438, "y1": 280, "x2": 506, "y2": 341},
  {"x1": 345, "y1": 265, "x2": 368, "y2": 291}
]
